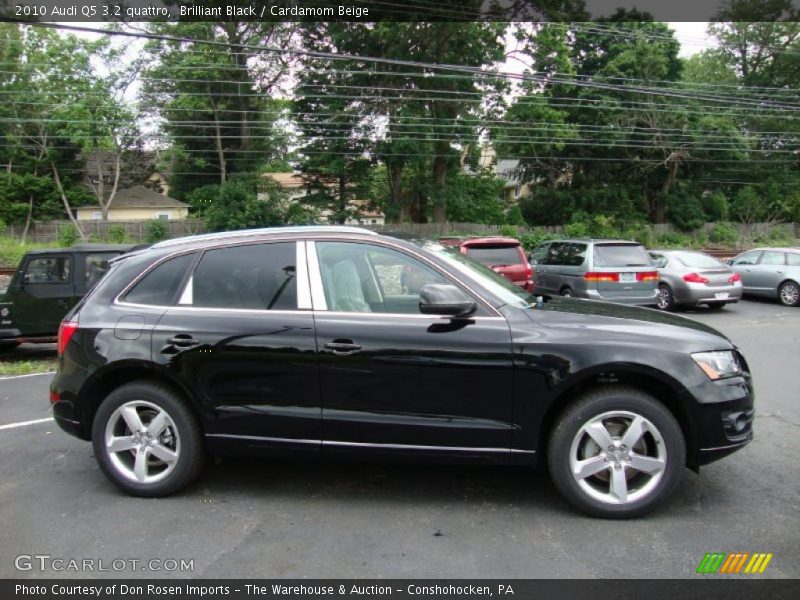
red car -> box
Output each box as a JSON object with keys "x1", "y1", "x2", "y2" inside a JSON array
[{"x1": 440, "y1": 236, "x2": 534, "y2": 291}]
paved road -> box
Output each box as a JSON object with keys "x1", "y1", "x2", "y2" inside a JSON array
[{"x1": 0, "y1": 300, "x2": 798, "y2": 579}]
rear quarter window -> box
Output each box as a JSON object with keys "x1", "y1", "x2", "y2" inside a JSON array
[{"x1": 122, "y1": 253, "x2": 195, "y2": 306}]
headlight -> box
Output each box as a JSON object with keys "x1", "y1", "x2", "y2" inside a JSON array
[{"x1": 692, "y1": 351, "x2": 742, "y2": 380}]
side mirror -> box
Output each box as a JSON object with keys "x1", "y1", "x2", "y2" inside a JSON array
[{"x1": 419, "y1": 283, "x2": 476, "y2": 317}]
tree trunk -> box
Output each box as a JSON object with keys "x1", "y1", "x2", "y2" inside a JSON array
[
  {"x1": 212, "y1": 109, "x2": 227, "y2": 184},
  {"x1": 51, "y1": 161, "x2": 86, "y2": 241},
  {"x1": 101, "y1": 147, "x2": 122, "y2": 220},
  {"x1": 338, "y1": 174, "x2": 347, "y2": 223},
  {"x1": 432, "y1": 149, "x2": 448, "y2": 223},
  {"x1": 21, "y1": 195, "x2": 33, "y2": 244},
  {"x1": 388, "y1": 163, "x2": 405, "y2": 223}
]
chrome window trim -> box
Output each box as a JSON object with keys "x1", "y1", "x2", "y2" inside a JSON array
[
  {"x1": 206, "y1": 433, "x2": 534, "y2": 454},
  {"x1": 178, "y1": 276, "x2": 193, "y2": 305},
  {"x1": 151, "y1": 225, "x2": 377, "y2": 249},
  {"x1": 305, "y1": 240, "x2": 328, "y2": 311},
  {"x1": 296, "y1": 241, "x2": 312, "y2": 310}
]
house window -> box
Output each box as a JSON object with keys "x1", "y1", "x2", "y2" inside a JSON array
[
  {"x1": 155, "y1": 212, "x2": 170, "y2": 221},
  {"x1": 514, "y1": 185, "x2": 521, "y2": 198},
  {"x1": 92, "y1": 212, "x2": 102, "y2": 220}
]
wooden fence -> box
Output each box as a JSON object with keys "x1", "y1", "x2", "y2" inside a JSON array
[{"x1": 3, "y1": 219, "x2": 207, "y2": 243}]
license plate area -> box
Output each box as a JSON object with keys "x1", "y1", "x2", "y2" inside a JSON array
[
  {"x1": 715, "y1": 292, "x2": 730, "y2": 300},
  {"x1": 619, "y1": 272, "x2": 636, "y2": 283}
]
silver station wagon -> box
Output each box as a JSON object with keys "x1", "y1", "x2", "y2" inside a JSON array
[
  {"x1": 528, "y1": 239, "x2": 659, "y2": 306},
  {"x1": 728, "y1": 247, "x2": 800, "y2": 307}
]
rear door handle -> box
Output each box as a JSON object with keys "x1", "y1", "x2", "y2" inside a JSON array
[
  {"x1": 166, "y1": 335, "x2": 200, "y2": 348},
  {"x1": 324, "y1": 340, "x2": 362, "y2": 355}
]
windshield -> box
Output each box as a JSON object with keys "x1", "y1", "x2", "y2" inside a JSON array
[
  {"x1": 673, "y1": 252, "x2": 725, "y2": 269},
  {"x1": 421, "y1": 241, "x2": 534, "y2": 308},
  {"x1": 465, "y1": 246, "x2": 522, "y2": 267},
  {"x1": 593, "y1": 244, "x2": 653, "y2": 268}
]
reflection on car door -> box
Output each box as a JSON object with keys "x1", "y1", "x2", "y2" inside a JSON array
[
  {"x1": 152, "y1": 241, "x2": 321, "y2": 449},
  {"x1": 309, "y1": 239, "x2": 515, "y2": 454},
  {"x1": 730, "y1": 250, "x2": 763, "y2": 292}
]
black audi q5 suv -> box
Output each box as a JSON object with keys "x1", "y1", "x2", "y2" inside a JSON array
[{"x1": 51, "y1": 226, "x2": 754, "y2": 518}]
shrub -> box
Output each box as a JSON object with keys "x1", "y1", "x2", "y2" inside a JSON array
[
  {"x1": 106, "y1": 224, "x2": 127, "y2": 244},
  {"x1": 563, "y1": 220, "x2": 589, "y2": 238},
  {"x1": 654, "y1": 231, "x2": 693, "y2": 249},
  {"x1": 504, "y1": 205, "x2": 526, "y2": 226},
  {"x1": 702, "y1": 191, "x2": 729, "y2": 222},
  {"x1": 144, "y1": 220, "x2": 168, "y2": 244},
  {"x1": 708, "y1": 222, "x2": 738, "y2": 246},
  {"x1": 518, "y1": 229, "x2": 559, "y2": 251},
  {"x1": 666, "y1": 191, "x2": 706, "y2": 232},
  {"x1": 620, "y1": 221, "x2": 653, "y2": 247},
  {"x1": 755, "y1": 224, "x2": 794, "y2": 246},
  {"x1": 57, "y1": 224, "x2": 79, "y2": 247},
  {"x1": 499, "y1": 224, "x2": 519, "y2": 237}
]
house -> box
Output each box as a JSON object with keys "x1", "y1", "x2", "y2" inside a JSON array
[
  {"x1": 75, "y1": 186, "x2": 190, "y2": 221},
  {"x1": 261, "y1": 172, "x2": 386, "y2": 226}
]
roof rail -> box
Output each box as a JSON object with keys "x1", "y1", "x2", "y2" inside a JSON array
[{"x1": 151, "y1": 225, "x2": 378, "y2": 249}]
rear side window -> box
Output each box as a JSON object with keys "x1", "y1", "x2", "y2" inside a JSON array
[
  {"x1": 787, "y1": 253, "x2": 800, "y2": 266},
  {"x1": 123, "y1": 253, "x2": 195, "y2": 306},
  {"x1": 465, "y1": 245, "x2": 523, "y2": 267},
  {"x1": 760, "y1": 251, "x2": 785, "y2": 266},
  {"x1": 24, "y1": 256, "x2": 71, "y2": 283},
  {"x1": 593, "y1": 244, "x2": 652, "y2": 268},
  {"x1": 191, "y1": 243, "x2": 297, "y2": 310}
]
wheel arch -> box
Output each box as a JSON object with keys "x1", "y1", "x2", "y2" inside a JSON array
[
  {"x1": 536, "y1": 363, "x2": 699, "y2": 470},
  {"x1": 76, "y1": 360, "x2": 202, "y2": 439}
]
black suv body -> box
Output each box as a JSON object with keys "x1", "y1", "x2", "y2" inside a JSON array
[{"x1": 51, "y1": 227, "x2": 754, "y2": 517}]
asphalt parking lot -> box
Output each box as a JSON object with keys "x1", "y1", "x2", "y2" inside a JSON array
[{"x1": 0, "y1": 299, "x2": 798, "y2": 580}]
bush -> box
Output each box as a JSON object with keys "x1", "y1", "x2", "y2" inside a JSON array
[
  {"x1": 755, "y1": 224, "x2": 794, "y2": 246},
  {"x1": 144, "y1": 220, "x2": 168, "y2": 244},
  {"x1": 702, "y1": 191, "x2": 729, "y2": 222},
  {"x1": 518, "y1": 229, "x2": 560, "y2": 251},
  {"x1": 504, "y1": 205, "x2": 526, "y2": 226},
  {"x1": 619, "y1": 221, "x2": 653, "y2": 247},
  {"x1": 708, "y1": 222, "x2": 738, "y2": 247},
  {"x1": 653, "y1": 231, "x2": 693, "y2": 249},
  {"x1": 500, "y1": 224, "x2": 519, "y2": 237},
  {"x1": 57, "y1": 224, "x2": 79, "y2": 247},
  {"x1": 107, "y1": 224, "x2": 128, "y2": 244},
  {"x1": 666, "y1": 191, "x2": 706, "y2": 232}
]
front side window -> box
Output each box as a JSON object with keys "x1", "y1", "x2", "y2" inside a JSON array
[
  {"x1": 124, "y1": 252, "x2": 195, "y2": 306},
  {"x1": 24, "y1": 256, "x2": 71, "y2": 283},
  {"x1": 731, "y1": 251, "x2": 762, "y2": 266},
  {"x1": 190, "y1": 243, "x2": 297, "y2": 310},
  {"x1": 316, "y1": 241, "x2": 446, "y2": 314}
]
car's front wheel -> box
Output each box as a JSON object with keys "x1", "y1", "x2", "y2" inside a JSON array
[
  {"x1": 548, "y1": 386, "x2": 685, "y2": 518},
  {"x1": 92, "y1": 381, "x2": 205, "y2": 497}
]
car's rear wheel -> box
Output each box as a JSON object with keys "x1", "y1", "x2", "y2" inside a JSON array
[
  {"x1": 92, "y1": 381, "x2": 205, "y2": 497},
  {"x1": 560, "y1": 287, "x2": 573, "y2": 298},
  {"x1": 778, "y1": 280, "x2": 800, "y2": 307},
  {"x1": 0, "y1": 341, "x2": 19, "y2": 353},
  {"x1": 548, "y1": 386, "x2": 685, "y2": 518},
  {"x1": 656, "y1": 284, "x2": 674, "y2": 311}
]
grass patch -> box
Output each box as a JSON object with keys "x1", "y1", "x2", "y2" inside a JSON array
[
  {"x1": 0, "y1": 237, "x2": 50, "y2": 268},
  {"x1": 0, "y1": 356, "x2": 57, "y2": 376}
]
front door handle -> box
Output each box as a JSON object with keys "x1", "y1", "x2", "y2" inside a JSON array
[
  {"x1": 166, "y1": 335, "x2": 200, "y2": 348},
  {"x1": 324, "y1": 339, "x2": 362, "y2": 355}
]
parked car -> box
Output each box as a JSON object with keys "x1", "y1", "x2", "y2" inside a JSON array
[
  {"x1": 440, "y1": 236, "x2": 533, "y2": 291},
  {"x1": 51, "y1": 226, "x2": 753, "y2": 518},
  {"x1": 648, "y1": 250, "x2": 743, "y2": 311},
  {"x1": 727, "y1": 247, "x2": 800, "y2": 307},
  {"x1": 527, "y1": 239, "x2": 659, "y2": 306},
  {"x1": 0, "y1": 244, "x2": 134, "y2": 351}
]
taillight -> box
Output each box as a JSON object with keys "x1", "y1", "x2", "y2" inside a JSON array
[
  {"x1": 57, "y1": 320, "x2": 78, "y2": 356},
  {"x1": 728, "y1": 273, "x2": 741, "y2": 283},
  {"x1": 636, "y1": 271, "x2": 659, "y2": 282},
  {"x1": 584, "y1": 272, "x2": 619, "y2": 282},
  {"x1": 525, "y1": 266, "x2": 532, "y2": 278},
  {"x1": 683, "y1": 272, "x2": 710, "y2": 284},
  {"x1": 49, "y1": 391, "x2": 60, "y2": 404}
]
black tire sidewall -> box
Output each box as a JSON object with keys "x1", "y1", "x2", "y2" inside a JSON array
[
  {"x1": 548, "y1": 388, "x2": 685, "y2": 519},
  {"x1": 91, "y1": 382, "x2": 204, "y2": 497}
]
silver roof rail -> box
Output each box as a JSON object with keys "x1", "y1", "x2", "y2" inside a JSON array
[{"x1": 151, "y1": 225, "x2": 378, "y2": 249}]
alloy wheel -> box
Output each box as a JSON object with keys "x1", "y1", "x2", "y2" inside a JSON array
[
  {"x1": 779, "y1": 282, "x2": 799, "y2": 306},
  {"x1": 104, "y1": 400, "x2": 181, "y2": 484},
  {"x1": 656, "y1": 287, "x2": 671, "y2": 310},
  {"x1": 569, "y1": 411, "x2": 666, "y2": 505}
]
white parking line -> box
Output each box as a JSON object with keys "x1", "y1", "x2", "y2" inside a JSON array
[
  {"x1": 0, "y1": 371, "x2": 56, "y2": 381},
  {"x1": 0, "y1": 417, "x2": 54, "y2": 430}
]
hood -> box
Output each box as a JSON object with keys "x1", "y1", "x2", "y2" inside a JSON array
[{"x1": 525, "y1": 296, "x2": 732, "y2": 350}]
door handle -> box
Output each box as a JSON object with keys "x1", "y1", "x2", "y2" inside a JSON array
[
  {"x1": 166, "y1": 335, "x2": 200, "y2": 348},
  {"x1": 324, "y1": 340, "x2": 362, "y2": 355}
]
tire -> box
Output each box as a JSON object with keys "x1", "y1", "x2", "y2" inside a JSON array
[
  {"x1": 91, "y1": 381, "x2": 206, "y2": 497},
  {"x1": 0, "y1": 341, "x2": 20, "y2": 353},
  {"x1": 560, "y1": 287, "x2": 573, "y2": 298},
  {"x1": 547, "y1": 386, "x2": 685, "y2": 519},
  {"x1": 656, "y1": 284, "x2": 675, "y2": 311},
  {"x1": 705, "y1": 302, "x2": 726, "y2": 311},
  {"x1": 778, "y1": 280, "x2": 800, "y2": 307}
]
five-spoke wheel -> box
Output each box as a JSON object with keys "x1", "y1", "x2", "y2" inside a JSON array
[{"x1": 548, "y1": 386, "x2": 685, "y2": 518}]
